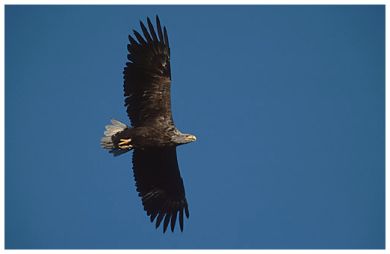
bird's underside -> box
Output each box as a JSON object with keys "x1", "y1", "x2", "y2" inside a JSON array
[{"x1": 100, "y1": 16, "x2": 196, "y2": 233}]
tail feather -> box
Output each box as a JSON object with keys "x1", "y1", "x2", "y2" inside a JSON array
[{"x1": 101, "y1": 119, "x2": 130, "y2": 156}]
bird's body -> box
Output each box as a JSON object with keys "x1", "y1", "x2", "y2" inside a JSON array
[
  {"x1": 101, "y1": 16, "x2": 196, "y2": 233},
  {"x1": 112, "y1": 125, "x2": 194, "y2": 148}
]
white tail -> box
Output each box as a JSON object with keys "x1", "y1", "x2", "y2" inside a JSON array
[{"x1": 100, "y1": 119, "x2": 128, "y2": 150}]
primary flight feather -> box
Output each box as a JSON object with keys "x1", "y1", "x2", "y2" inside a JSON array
[{"x1": 101, "y1": 16, "x2": 196, "y2": 233}]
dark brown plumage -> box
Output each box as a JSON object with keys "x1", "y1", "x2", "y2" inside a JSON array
[{"x1": 101, "y1": 16, "x2": 196, "y2": 233}]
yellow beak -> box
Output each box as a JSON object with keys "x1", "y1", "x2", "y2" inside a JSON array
[{"x1": 186, "y1": 135, "x2": 197, "y2": 142}]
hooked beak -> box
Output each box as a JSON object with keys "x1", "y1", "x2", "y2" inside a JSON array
[{"x1": 185, "y1": 135, "x2": 197, "y2": 142}]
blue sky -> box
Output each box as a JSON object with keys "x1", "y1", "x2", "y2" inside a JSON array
[{"x1": 5, "y1": 5, "x2": 385, "y2": 249}]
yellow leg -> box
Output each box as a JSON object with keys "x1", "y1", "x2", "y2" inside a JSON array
[{"x1": 118, "y1": 138, "x2": 132, "y2": 149}]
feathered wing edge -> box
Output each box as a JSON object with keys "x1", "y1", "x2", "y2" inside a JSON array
[
  {"x1": 123, "y1": 15, "x2": 172, "y2": 127},
  {"x1": 132, "y1": 147, "x2": 189, "y2": 233},
  {"x1": 126, "y1": 15, "x2": 170, "y2": 75}
]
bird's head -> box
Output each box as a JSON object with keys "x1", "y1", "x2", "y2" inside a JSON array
[
  {"x1": 172, "y1": 131, "x2": 197, "y2": 145},
  {"x1": 183, "y1": 134, "x2": 197, "y2": 143}
]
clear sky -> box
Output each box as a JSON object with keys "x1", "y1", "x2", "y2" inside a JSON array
[{"x1": 5, "y1": 5, "x2": 385, "y2": 249}]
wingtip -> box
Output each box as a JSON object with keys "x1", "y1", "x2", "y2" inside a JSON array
[
  {"x1": 139, "y1": 20, "x2": 146, "y2": 31},
  {"x1": 170, "y1": 210, "x2": 177, "y2": 232},
  {"x1": 163, "y1": 213, "x2": 171, "y2": 233},
  {"x1": 155, "y1": 15, "x2": 164, "y2": 42},
  {"x1": 163, "y1": 26, "x2": 169, "y2": 47},
  {"x1": 185, "y1": 205, "x2": 190, "y2": 218},
  {"x1": 150, "y1": 210, "x2": 158, "y2": 223},
  {"x1": 179, "y1": 208, "x2": 184, "y2": 232},
  {"x1": 146, "y1": 17, "x2": 152, "y2": 28},
  {"x1": 155, "y1": 212, "x2": 164, "y2": 229}
]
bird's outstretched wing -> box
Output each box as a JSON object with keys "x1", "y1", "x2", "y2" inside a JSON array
[
  {"x1": 124, "y1": 16, "x2": 173, "y2": 127},
  {"x1": 132, "y1": 147, "x2": 189, "y2": 232}
]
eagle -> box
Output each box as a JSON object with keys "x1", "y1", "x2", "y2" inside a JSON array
[{"x1": 101, "y1": 16, "x2": 196, "y2": 233}]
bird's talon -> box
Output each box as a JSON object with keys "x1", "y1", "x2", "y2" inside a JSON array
[
  {"x1": 119, "y1": 138, "x2": 131, "y2": 145},
  {"x1": 119, "y1": 145, "x2": 132, "y2": 149},
  {"x1": 118, "y1": 138, "x2": 132, "y2": 149}
]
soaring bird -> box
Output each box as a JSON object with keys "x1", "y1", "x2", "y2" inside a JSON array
[{"x1": 101, "y1": 16, "x2": 196, "y2": 233}]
